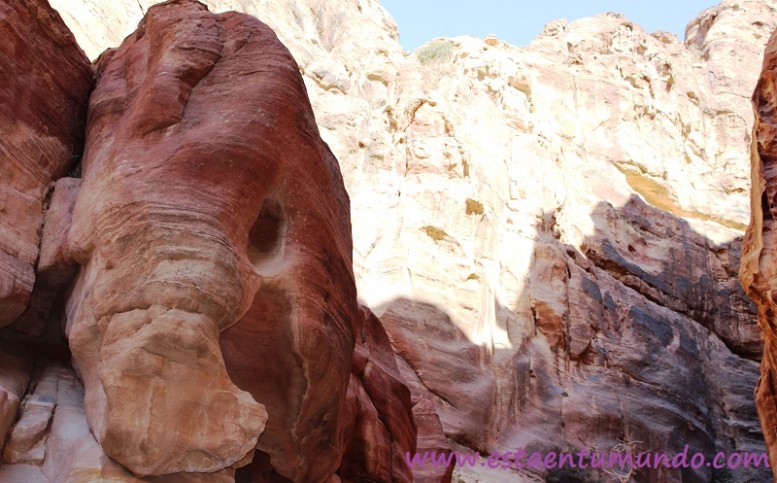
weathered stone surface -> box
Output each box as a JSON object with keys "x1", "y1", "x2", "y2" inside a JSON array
[
  {"x1": 381, "y1": 299, "x2": 494, "y2": 454},
  {"x1": 2, "y1": 394, "x2": 55, "y2": 465},
  {"x1": 230, "y1": 308, "x2": 419, "y2": 483},
  {"x1": 64, "y1": 0, "x2": 357, "y2": 479},
  {"x1": 337, "y1": 307, "x2": 415, "y2": 483},
  {"x1": 1, "y1": 363, "x2": 147, "y2": 483},
  {"x1": 0, "y1": 0, "x2": 91, "y2": 328},
  {"x1": 394, "y1": 352, "x2": 454, "y2": 483},
  {"x1": 3, "y1": 0, "x2": 776, "y2": 481},
  {"x1": 37, "y1": 178, "x2": 81, "y2": 282},
  {"x1": 0, "y1": 464, "x2": 46, "y2": 483},
  {"x1": 3, "y1": 2, "x2": 414, "y2": 481},
  {"x1": 40, "y1": 364, "x2": 137, "y2": 483},
  {"x1": 741, "y1": 28, "x2": 777, "y2": 478},
  {"x1": 8, "y1": 178, "x2": 81, "y2": 339},
  {"x1": 0, "y1": 351, "x2": 32, "y2": 455}
]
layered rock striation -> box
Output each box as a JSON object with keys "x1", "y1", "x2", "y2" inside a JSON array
[
  {"x1": 741, "y1": 29, "x2": 777, "y2": 479},
  {"x1": 1, "y1": 0, "x2": 777, "y2": 482},
  {"x1": 0, "y1": 0, "x2": 91, "y2": 329},
  {"x1": 0, "y1": 0, "x2": 91, "y2": 478},
  {"x1": 0, "y1": 0, "x2": 421, "y2": 481}
]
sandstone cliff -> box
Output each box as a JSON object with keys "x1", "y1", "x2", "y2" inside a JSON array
[
  {"x1": 0, "y1": 0, "x2": 774, "y2": 481},
  {"x1": 0, "y1": 0, "x2": 91, "y2": 330},
  {"x1": 0, "y1": 0, "x2": 421, "y2": 481},
  {"x1": 741, "y1": 28, "x2": 777, "y2": 480},
  {"x1": 0, "y1": 0, "x2": 91, "y2": 478}
]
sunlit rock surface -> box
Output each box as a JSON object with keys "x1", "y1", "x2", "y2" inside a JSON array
[
  {"x1": 0, "y1": 0, "x2": 418, "y2": 481},
  {"x1": 0, "y1": 0, "x2": 775, "y2": 481}
]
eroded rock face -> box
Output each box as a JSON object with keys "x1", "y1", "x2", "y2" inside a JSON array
[
  {"x1": 741, "y1": 29, "x2": 777, "y2": 475},
  {"x1": 64, "y1": 0, "x2": 356, "y2": 478},
  {"x1": 0, "y1": 0, "x2": 90, "y2": 465},
  {"x1": 1, "y1": 1, "x2": 421, "y2": 482},
  {"x1": 338, "y1": 307, "x2": 416, "y2": 482},
  {"x1": 3, "y1": 0, "x2": 776, "y2": 481},
  {"x1": 0, "y1": 0, "x2": 91, "y2": 328}
]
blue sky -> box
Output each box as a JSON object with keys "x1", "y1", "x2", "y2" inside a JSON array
[{"x1": 380, "y1": 0, "x2": 720, "y2": 51}]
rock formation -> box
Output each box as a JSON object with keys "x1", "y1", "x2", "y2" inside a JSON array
[
  {"x1": 0, "y1": 0, "x2": 91, "y2": 328},
  {"x1": 338, "y1": 307, "x2": 415, "y2": 482},
  {"x1": 741, "y1": 29, "x2": 777, "y2": 477},
  {"x1": 1, "y1": 0, "x2": 776, "y2": 481},
  {"x1": 0, "y1": 0, "x2": 422, "y2": 481},
  {"x1": 0, "y1": 0, "x2": 91, "y2": 477}
]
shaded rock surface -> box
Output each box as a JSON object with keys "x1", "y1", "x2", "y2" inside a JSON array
[
  {"x1": 47, "y1": 0, "x2": 772, "y2": 481},
  {"x1": 66, "y1": 0, "x2": 362, "y2": 479},
  {"x1": 0, "y1": 0, "x2": 91, "y2": 328},
  {"x1": 338, "y1": 307, "x2": 416, "y2": 482},
  {"x1": 0, "y1": 0, "x2": 90, "y2": 470},
  {"x1": 741, "y1": 29, "x2": 777, "y2": 479},
  {"x1": 1, "y1": 0, "x2": 775, "y2": 482},
  {"x1": 0, "y1": 0, "x2": 418, "y2": 482}
]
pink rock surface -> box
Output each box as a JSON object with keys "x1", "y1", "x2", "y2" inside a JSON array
[
  {"x1": 37, "y1": 0, "x2": 777, "y2": 480},
  {"x1": 0, "y1": 0, "x2": 91, "y2": 328},
  {"x1": 1, "y1": 1, "x2": 422, "y2": 481},
  {"x1": 741, "y1": 29, "x2": 777, "y2": 479},
  {"x1": 381, "y1": 298, "x2": 495, "y2": 453},
  {"x1": 64, "y1": 0, "x2": 357, "y2": 479},
  {"x1": 337, "y1": 307, "x2": 416, "y2": 483},
  {"x1": 394, "y1": 354, "x2": 454, "y2": 483},
  {"x1": 0, "y1": 351, "x2": 33, "y2": 456},
  {"x1": 9, "y1": 177, "x2": 81, "y2": 338},
  {"x1": 8, "y1": 0, "x2": 773, "y2": 481}
]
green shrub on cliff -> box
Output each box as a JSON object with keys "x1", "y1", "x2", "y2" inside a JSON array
[{"x1": 417, "y1": 40, "x2": 454, "y2": 65}]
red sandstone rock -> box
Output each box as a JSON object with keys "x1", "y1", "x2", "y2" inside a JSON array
[
  {"x1": 37, "y1": 178, "x2": 81, "y2": 283},
  {"x1": 227, "y1": 306, "x2": 422, "y2": 483},
  {"x1": 0, "y1": 0, "x2": 91, "y2": 328},
  {"x1": 337, "y1": 307, "x2": 416, "y2": 483},
  {"x1": 32, "y1": 0, "x2": 776, "y2": 481},
  {"x1": 1, "y1": 1, "x2": 422, "y2": 481},
  {"x1": 10, "y1": 177, "x2": 81, "y2": 338},
  {"x1": 65, "y1": 0, "x2": 357, "y2": 479},
  {"x1": 0, "y1": 0, "x2": 88, "y2": 461},
  {"x1": 741, "y1": 29, "x2": 777, "y2": 481},
  {"x1": 0, "y1": 350, "x2": 33, "y2": 456},
  {"x1": 394, "y1": 354, "x2": 454, "y2": 483},
  {"x1": 381, "y1": 298, "x2": 495, "y2": 453}
]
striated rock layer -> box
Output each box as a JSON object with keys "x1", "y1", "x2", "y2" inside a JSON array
[
  {"x1": 2, "y1": 0, "x2": 776, "y2": 481},
  {"x1": 50, "y1": 0, "x2": 771, "y2": 481},
  {"x1": 0, "y1": 0, "x2": 91, "y2": 466},
  {"x1": 65, "y1": 0, "x2": 360, "y2": 479},
  {"x1": 0, "y1": 0, "x2": 91, "y2": 328},
  {"x1": 338, "y1": 307, "x2": 416, "y2": 482},
  {"x1": 1, "y1": 0, "x2": 422, "y2": 482},
  {"x1": 741, "y1": 29, "x2": 777, "y2": 478}
]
